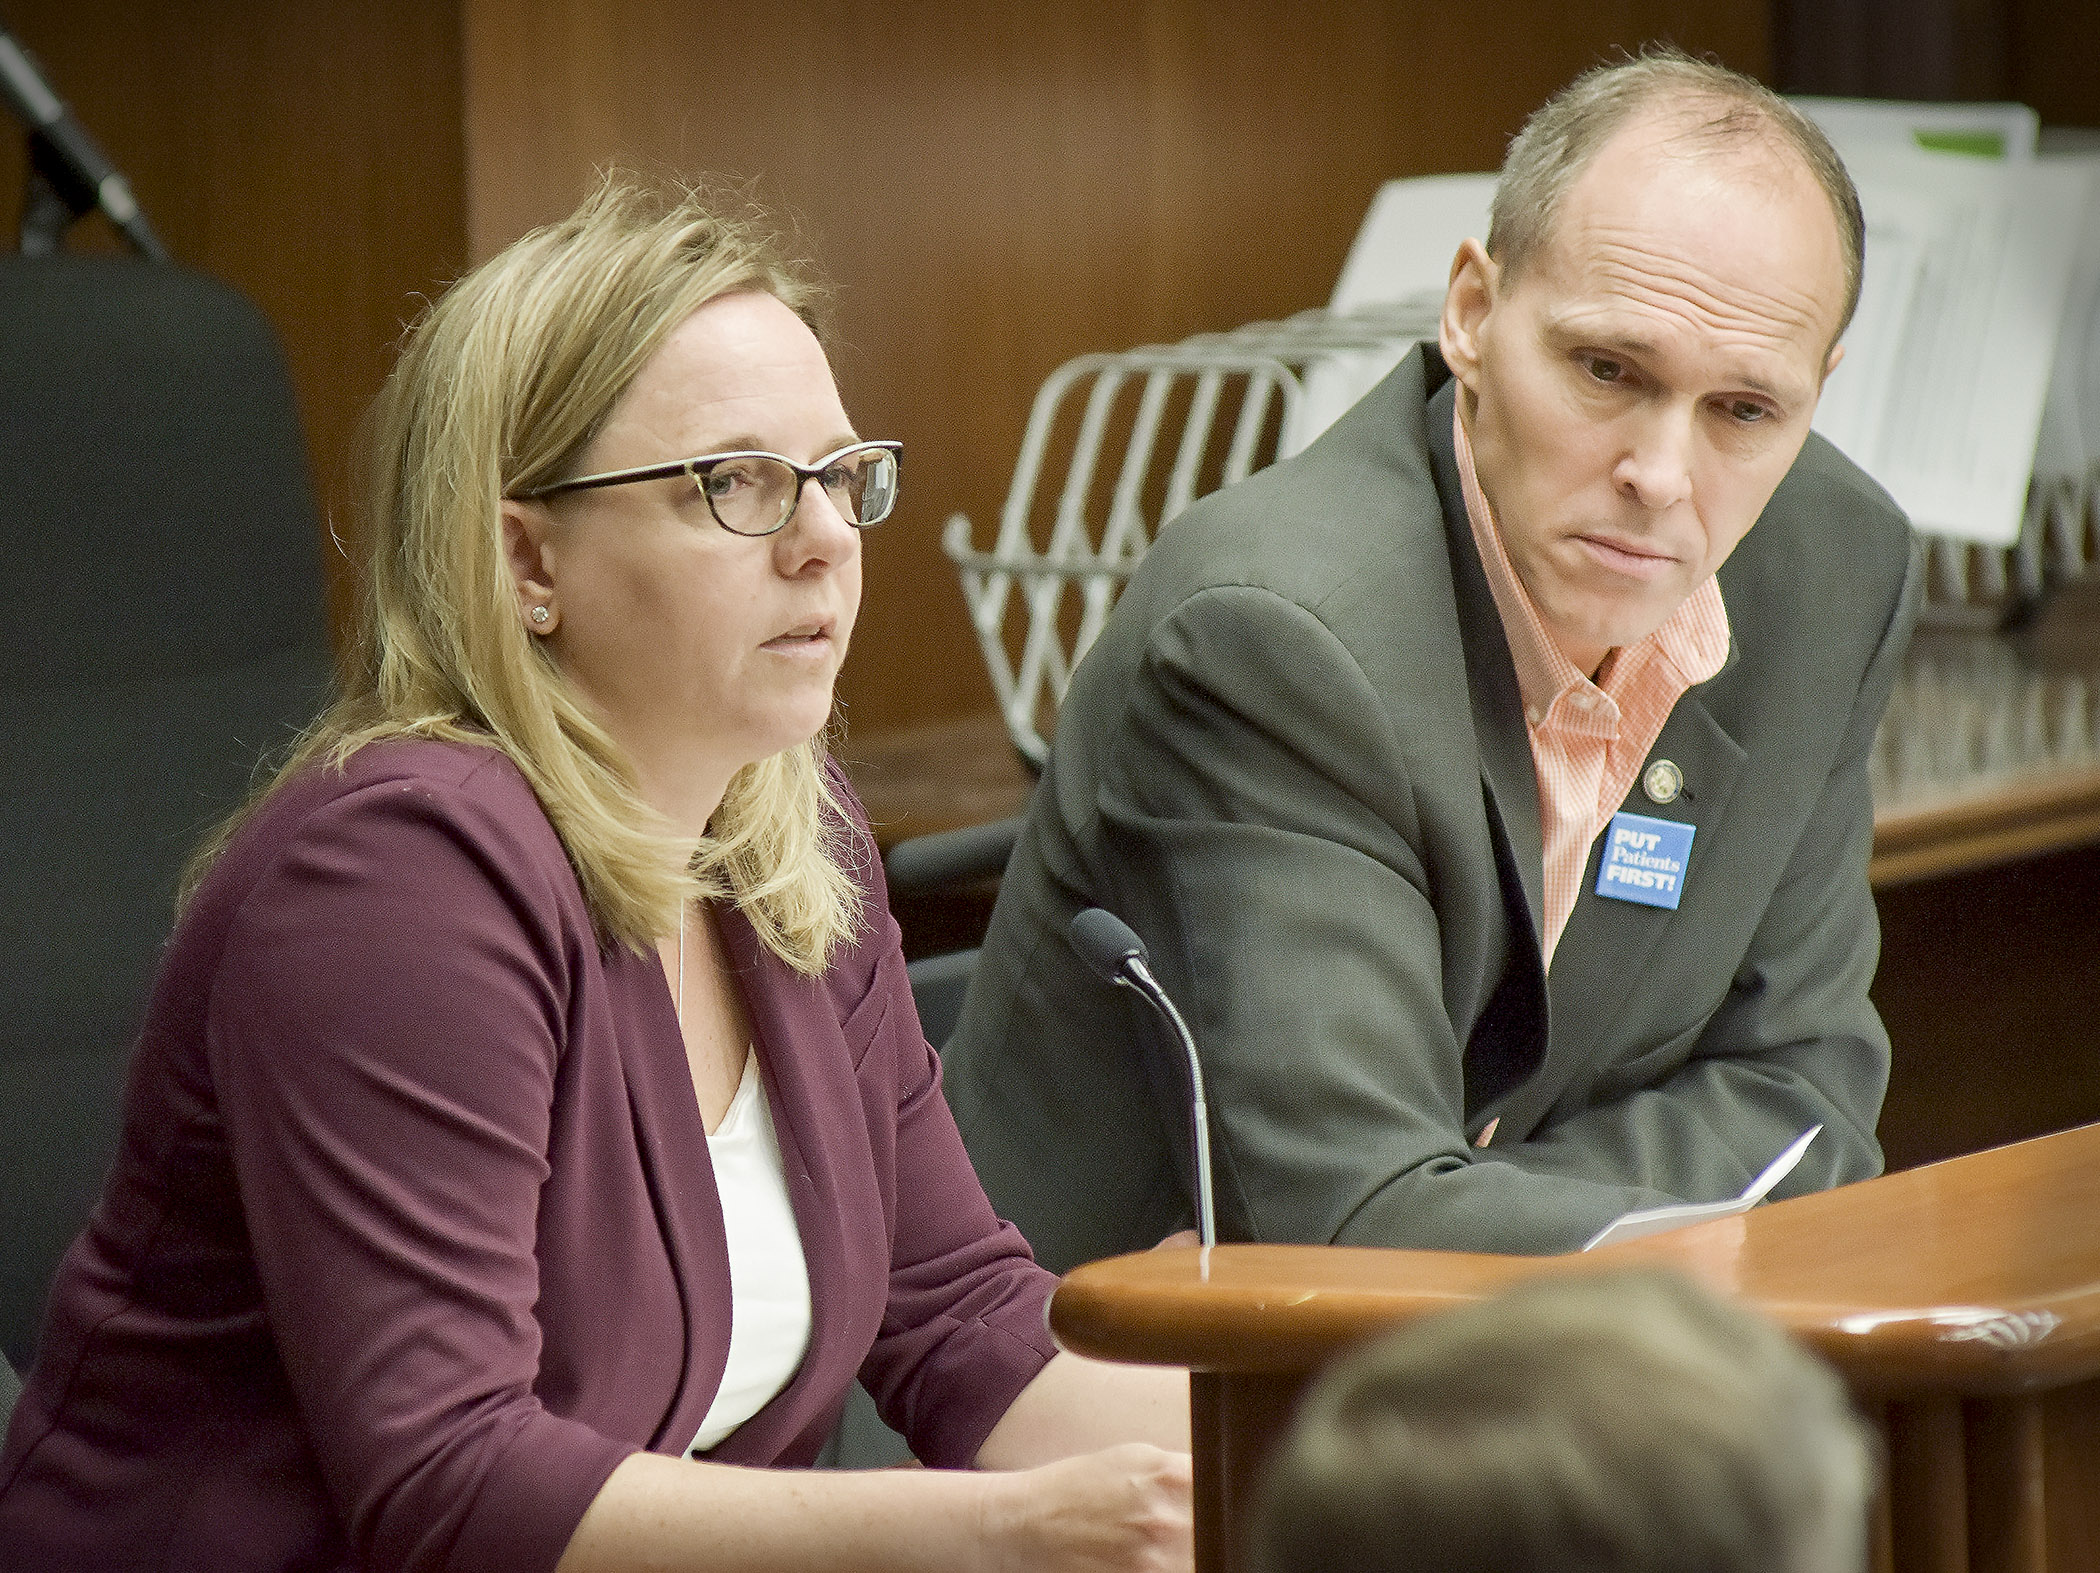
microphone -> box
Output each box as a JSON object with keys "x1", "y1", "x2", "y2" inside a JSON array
[
  {"x1": 1068, "y1": 908, "x2": 1216, "y2": 1248},
  {"x1": 0, "y1": 24, "x2": 168, "y2": 259}
]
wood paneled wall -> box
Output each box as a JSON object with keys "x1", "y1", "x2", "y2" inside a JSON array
[
  {"x1": 4, "y1": 3, "x2": 1767, "y2": 730},
  {"x1": 14, "y1": 5, "x2": 2098, "y2": 732},
  {"x1": 463, "y1": 0, "x2": 1768, "y2": 732},
  {"x1": 1776, "y1": 0, "x2": 2100, "y2": 125},
  {"x1": 4, "y1": 5, "x2": 1776, "y2": 730},
  {"x1": 0, "y1": 3, "x2": 469, "y2": 635}
]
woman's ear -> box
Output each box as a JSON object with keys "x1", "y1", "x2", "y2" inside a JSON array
[
  {"x1": 1438, "y1": 238, "x2": 1498, "y2": 394},
  {"x1": 502, "y1": 499, "x2": 560, "y2": 635}
]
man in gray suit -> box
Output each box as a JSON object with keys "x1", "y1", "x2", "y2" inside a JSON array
[{"x1": 943, "y1": 49, "x2": 1919, "y2": 1271}]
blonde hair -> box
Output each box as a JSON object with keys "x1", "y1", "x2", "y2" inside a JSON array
[{"x1": 190, "y1": 174, "x2": 862, "y2": 972}]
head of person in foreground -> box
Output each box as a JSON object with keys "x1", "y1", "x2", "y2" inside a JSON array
[{"x1": 1251, "y1": 1269, "x2": 1874, "y2": 1573}]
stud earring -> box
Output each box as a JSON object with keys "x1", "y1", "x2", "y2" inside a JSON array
[{"x1": 529, "y1": 606, "x2": 552, "y2": 627}]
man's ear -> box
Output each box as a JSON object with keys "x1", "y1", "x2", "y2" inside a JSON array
[
  {"x1": 1823, "y1": 341, "x2": 1846, "y2": 382},
  {"x1": 1438, "y1": 238, "x2": 1497, "y2": 392},
  {"x1": 502, "y1": 498, "x2": 560, "y2": 634}
]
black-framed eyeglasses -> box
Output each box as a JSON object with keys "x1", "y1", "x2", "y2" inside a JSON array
[{"x1": 517, "y1": 439, "x2": 902, "y2": 537}]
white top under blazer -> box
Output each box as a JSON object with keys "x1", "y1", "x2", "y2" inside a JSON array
[{"x1": 687, "y1": 1053, "x2": 814, "y2": 1455}]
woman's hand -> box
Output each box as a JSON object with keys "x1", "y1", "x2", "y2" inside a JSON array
[
  {"x1": 980, "y1": 1443, "x2": 1193, "y2": 1573},
  {"x1": 555, "y1": 1434, "x2": 1189, "y2": 1573}
]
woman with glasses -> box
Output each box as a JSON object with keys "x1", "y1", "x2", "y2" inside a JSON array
[{"x1": 0, "y1": 177, "x2": 1189, "y2": 1573}]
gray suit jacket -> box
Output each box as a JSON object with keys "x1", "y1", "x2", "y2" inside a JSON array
[{"x1": 945, "y1": 346, "x2": 1921, "y2": 1271}]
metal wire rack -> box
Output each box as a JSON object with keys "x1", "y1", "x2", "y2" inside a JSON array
[{"x1": 943, "y1": 300, "x2": 1439, "y2": 767}]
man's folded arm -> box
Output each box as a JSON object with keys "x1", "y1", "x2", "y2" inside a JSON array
[
  {"x1": 1488, "y1": 536, "x2": 1921, "y2": 1209},
  {"x1": 1490, "y1": 750, "x2": 1888, "y2": 1205},
  {"x1": 1093, "y1": 586, "x2": 1679, "y2": 1256}
]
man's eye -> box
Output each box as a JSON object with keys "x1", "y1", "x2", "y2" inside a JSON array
[
  {"x1": 1727, "y1": 400, "x2": 1770, "y2": 424},
  {"x1": 1583, "y1": 356, "x2": 1624, "y2": 384}
]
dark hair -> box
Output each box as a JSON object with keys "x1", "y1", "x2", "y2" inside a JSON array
[
  {"x1": 1250, "y1": 1270, "x2": 1872, "y2": 1573},
  {"x1": 1488, "y1": 46, "x2": 1865, "y2": 340}
]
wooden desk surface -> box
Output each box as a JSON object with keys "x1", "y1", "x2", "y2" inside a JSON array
[
  {"x1": 843, "y1": 627, "x2": 2100, "y2": 884},
  {"x1": 1051, "y1": 1121, "x2": 2100, "y2": 1398}
]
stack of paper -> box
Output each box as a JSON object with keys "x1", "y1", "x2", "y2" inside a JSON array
[
  {"x1": 1795, "y1": 99, "x2": 2097, "y2": 549},
  {"x1": 1283, "y1": 173, "x2": 1493, "y2": 455},
  {"x1": 2036, "y1": 127, "x2": 2100, "y2": 565}
]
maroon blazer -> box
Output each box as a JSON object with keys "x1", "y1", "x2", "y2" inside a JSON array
[{"x1": 0, "y1": 739, "x2": 1057, "y2": 1573}]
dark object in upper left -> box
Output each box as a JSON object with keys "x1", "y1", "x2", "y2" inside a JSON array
[
  {"x1": 0, "y1": 22, "x2": 168, "y2": 258},
  {"x1": 0, "y1": 253, "x2": 332, "y2": 1370}
]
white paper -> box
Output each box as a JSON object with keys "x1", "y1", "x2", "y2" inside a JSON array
[
  {"x1": 1807, "y1": 188, "x2": 1930, "y2": 479},
  {"x1": 1793, "y1": 97, "x2": 2039, "y2": 162},
  {"x1": 1791, "y1": 100, "x2": 2093, "y2": 547},
  {"x1": 1329, "y1": 173, "x2": 1498, "y2": 315},
  {"x1": 1282, "y1": 174, "x2": 1497, "y2": 456},
  {"x1": 2033, "y1": 153, "x2": 2100, "y2": 496},
  {"x1": 1581, "y1": 1125, "x2": 1821, "y2": 1251},
  {"x1": 1811, "y1": 150, "x2": 2087, "y2": 545}
]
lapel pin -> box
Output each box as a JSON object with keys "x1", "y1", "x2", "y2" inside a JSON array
[{"x1": 1641, "y1": 759, "x2": 1684, "y2": 806}]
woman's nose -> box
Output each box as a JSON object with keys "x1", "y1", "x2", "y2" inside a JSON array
[{"x1": 775, "y1": 475, "x2": 861, "y2": 570}]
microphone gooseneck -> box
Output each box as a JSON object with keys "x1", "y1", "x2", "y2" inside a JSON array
[{"x1": 1066, "y1": 908, "x2": 1217, "y2": 1249}]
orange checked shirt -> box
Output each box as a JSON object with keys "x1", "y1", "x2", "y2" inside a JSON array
[{"x1": 1451, "y1": 403, "x2": 1730, "y2": 970}]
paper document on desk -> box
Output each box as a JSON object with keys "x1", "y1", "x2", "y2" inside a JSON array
[{"x1": 1581, "y1": 1126, "x2": 1821, "y2": 1252}]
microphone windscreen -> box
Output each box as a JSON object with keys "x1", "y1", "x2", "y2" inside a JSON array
[{"x1": 1068, "y1": 907, "x2": 1148, "y2": 983}]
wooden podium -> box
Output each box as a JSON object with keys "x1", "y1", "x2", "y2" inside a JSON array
[{"x1": 1051, "y1": 1123, "x2": 2100, "y2": 1573}]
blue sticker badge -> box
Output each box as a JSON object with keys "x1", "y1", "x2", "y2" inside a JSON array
[{"x1": 1596, "y1": 811, "x2": 1695, "y2": 910}]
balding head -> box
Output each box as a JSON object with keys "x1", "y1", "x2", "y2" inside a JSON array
[
  {"x1": 1488, "y1": 48, "x2": 1864, "y2": 344},
  {"x1": 1436, "y1": 52, "x2": 1853, "y2": 675}
]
